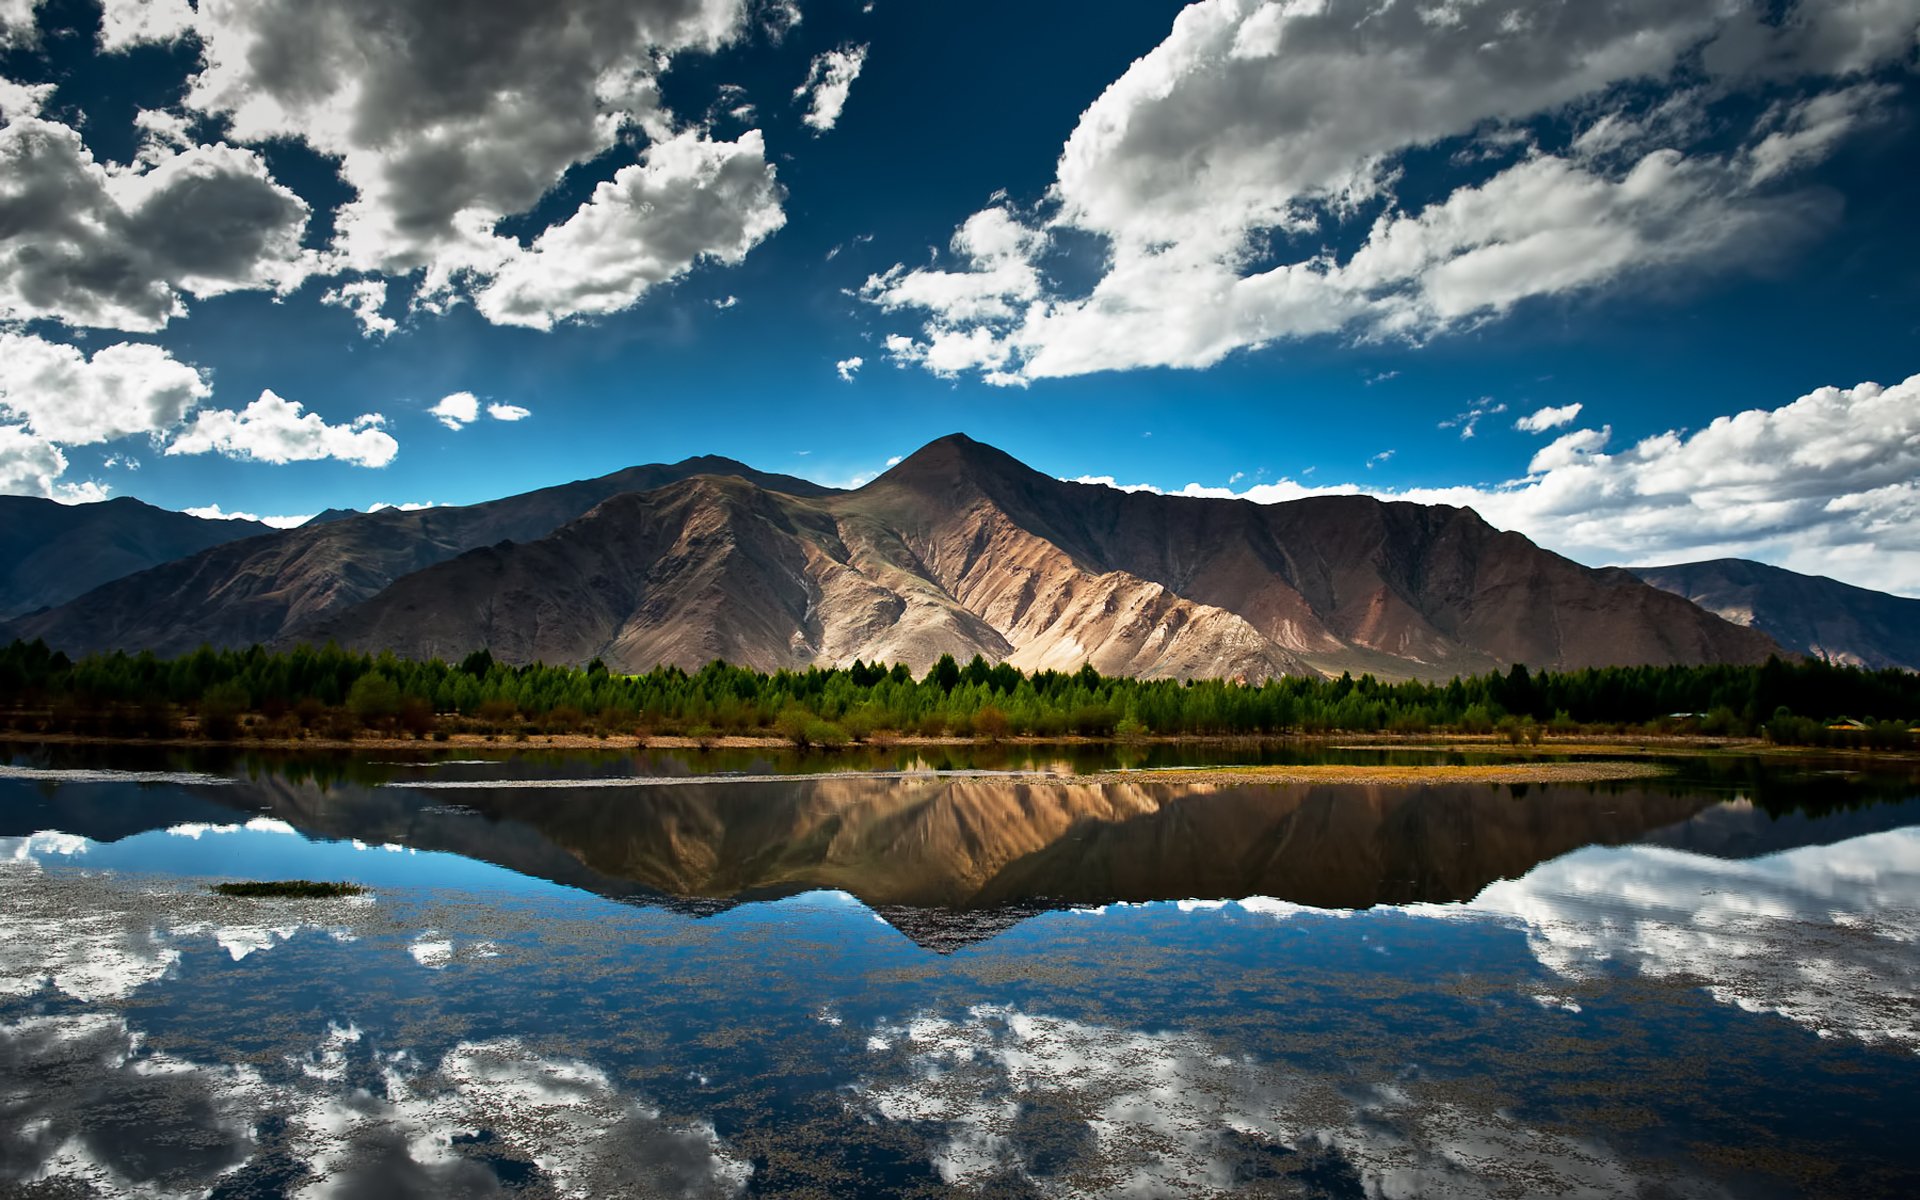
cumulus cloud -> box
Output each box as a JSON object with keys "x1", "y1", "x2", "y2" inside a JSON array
[
  {"x1": 0, "y1": 425, "x2": 89, "y2": 501},
  {"x1": 0, "y1": 116, "x2": 314, "y2": 331},
  {"x1": 175, "y1": 0, "x2": 778, "y2": 323},
  {"x1": 428, "y1": 392, "x2": 480, "y2": 430},
  {"x1": 167, "y1": 391, "x2": 399, "y2": 468},
  {"x1": 0, "y1": 332, "x2": 393, "y2": 496},
  {"x1": 865, "y1": 0, "x2": 1916, "y2": 383},
  {"x1": 183, "y1": 504, "x2": 313, "y2": 529},
  {"x1": 1070, "y1": 372, "x2": 1920, "y2": 595},
  {"x1": 473, "y1": 130, "x2": 786, "y2": 330},
  {"x1": 0, "y1": 0, "x2": 42, "y2": 47},
  {"x1": 835, "y1": 355, "x2": 863, "y2": 381},
  {"x1": 0, "y1": 333, "x2": 210, "y2": 445},
  {"x1": 0, "y1": 75, "x2": 52, "y2": 120},
  {"x1": 431, "y1": 393, "x2": 532, "y2": 428},
  {"x1": 1515, "y1": 402, "x2": 1584, "y2": 433},
  {"x1": 320, "y1": 278, "x2": 398, "y2": 338},
  {"x1": 98, "y1": 0, "x2": 195, "y2": 51},
  {"x1": 794, "y1": 44, "x2": 868, "y2": 132}
]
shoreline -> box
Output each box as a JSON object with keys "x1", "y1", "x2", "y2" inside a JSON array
[{"x1": 0, "y1": 727, "x2": 1771, "y2": 754}]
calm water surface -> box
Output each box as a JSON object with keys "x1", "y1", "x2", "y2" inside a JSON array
[{"x1": 3, "y1": 743, "x2": 1917, "y2": 1198}]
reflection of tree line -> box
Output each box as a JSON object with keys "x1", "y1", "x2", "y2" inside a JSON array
[{"x1": 3, "y1": 639, "x2": 1916, "y2": 747}]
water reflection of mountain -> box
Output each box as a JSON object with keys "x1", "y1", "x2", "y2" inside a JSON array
[
  {"x1": 12, "y1": 760, "x2": 1913, "y2": 950},
  {"x1": 191, "y1": 775, "x2": 1710, "y2": 940}
]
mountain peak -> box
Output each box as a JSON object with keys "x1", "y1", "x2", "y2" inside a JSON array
[{"x1": 877, "y1": 433, "x2": 1036, "y2": 487}]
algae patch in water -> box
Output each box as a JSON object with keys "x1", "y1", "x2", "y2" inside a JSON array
[{"x1": 211, "y1": 880, "x2": 367, "y2": 899}]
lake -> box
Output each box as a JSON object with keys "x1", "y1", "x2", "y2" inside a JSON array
[{"x1": 3, "y1": 743, "x2": 1917, "y2": 1198}]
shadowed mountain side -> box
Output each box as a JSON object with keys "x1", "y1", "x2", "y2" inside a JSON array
[
  {"x1": 301, "y1": 474, "x2": 1313, "y2": 678},
  {"x1": 862, "y1": 435, "x2": 1781, "y2": 678},
  {"x1": 6, "y1": 457, "x2": 837, "y2": 658},
  {"x1": 1631, "y1": 558, "x2": 1920, "y2": 670},
  {"x1": 0, "y1": 496, "x2": 271, "y2": 621}
]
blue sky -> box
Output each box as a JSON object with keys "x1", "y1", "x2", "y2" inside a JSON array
[{"x1": 2, "y1": 0, "x2": 1918, "y2": 592}]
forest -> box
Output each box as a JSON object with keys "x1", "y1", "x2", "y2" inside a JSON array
[{"x1": 1, "y1": 638, "x2": 1915, "y2": 748}]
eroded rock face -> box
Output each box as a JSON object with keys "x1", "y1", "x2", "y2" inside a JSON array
[{"x1": 11, "y1": 434, "x2": 1781, "y2": 680}]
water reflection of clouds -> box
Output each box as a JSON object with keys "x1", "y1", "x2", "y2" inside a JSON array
[
  {"x1": 166, "y1": 817, "x2": 300, "y2": 838},
  {"x1": 0, "y1": 1013, "x2": 754, "y2": 1200},
  {"x1": 1467, "y1": 828, "x2": 1920, "y2": 1051},
  {"x1": 856, "y1": 1003, "x2": 1724, "y2": 1200}
]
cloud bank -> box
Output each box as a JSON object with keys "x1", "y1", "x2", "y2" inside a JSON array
[{"x1": 866, "y1": 0, "x2": 1919, "y2": 384}]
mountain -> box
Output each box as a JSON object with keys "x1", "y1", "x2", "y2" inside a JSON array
[
  {"x1": 292, "y1": 433, "x2": 1775, "y2": 679},
  {"x1": 4, "y1": 457, "x2": 835, "y2": 658},
  {"x1": 1630, "y1": 559, "x2": 1920, "y2": 670},
  {"x1": 0, "y1": 496, "x2": 271, "y2": 621},
  {"x1": 8, "y1": 435, "x2": 1777, "y2": 678}
]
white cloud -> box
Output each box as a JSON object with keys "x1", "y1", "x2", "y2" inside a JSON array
[
  {"x1": 367, "y1": 500, "x2": 438, "y2": 513},
  {"x1": 712, "y1": 293, "x2": 738, "y2": 309},
  {"x1": 98, "y1": 0, "x2": 195, "y2": 52},
  {"x1": 0, "y1": 425, "x2": 76, "y2": 500},
  {"x1": 1439, "y1": 397, "x2": 1507, "y2": 440},
  {"x1": 0, "y1": 116, "x2": 314, "y2": 331},
  {"x1": 884, "y1": 454, "x2": 903, "y2": 467},
  {"x1": 794, "y1": 44, "x2": 868, "y2": 132},
  {"x1": 0, "y1": 333, "x2": 210, "y2": 445},
  {"x1": 1747, "y1": 82, "x2": 1896, "y2": 184},
  {"x1": 167, "y1": 391, "x2": 399, "y2": 468},
  {"x1": 0, "y1": 0, "x2": 42, "y2": 47},
  {"x1": 1067, "y1": 372, "x2": 1920, "y2": 595},
  {"x1": 835, "y1": 355, "x2": 863, "y2": 381},
  {"x1": 0, "y1": 75, "x2": 52, "y2": 120},
  {"x1": 178, "y1": 0, "x2": 776, "y2": 322},
  {"x1": 319, "y1": 278, "x2": 398, "y2": 338},
  {"x1": 431, "y1": 394, "x2": 528, "y2": 429},
  {"x1": 864, "y1": 0, "x2": 1911, "y2": 384},
  {"x1": 1515, "y1": 402, "x2": 1584, "y2": 433},
  {"x1": 428, "y1": 392, "x2": 480, "y2": 430},
  {"x1": 183, "y1": 504, "x2": 313, "y2": 529},
  {"x1": 472, "y1": 130, "x2": 786, "y2": 330}
]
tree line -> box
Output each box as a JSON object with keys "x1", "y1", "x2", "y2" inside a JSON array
[{"x1": 0, "y1": 638, "x2": 1915, "y2": 747}]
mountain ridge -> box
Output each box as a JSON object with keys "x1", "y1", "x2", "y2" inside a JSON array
[
  {"x1": 2, "y1": 436, "x2": 1798, "y2": 679},
  {"x1": 1630, "y1": 558, "x2": 1920, "y2": 671}
]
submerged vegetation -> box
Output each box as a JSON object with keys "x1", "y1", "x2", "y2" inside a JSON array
[
  {"x1": 211, "y1": 880, "x2": 366, "y2": 899},
  {"x1": 1, "y1": 638, "x2": 1916, "y2": 748}
]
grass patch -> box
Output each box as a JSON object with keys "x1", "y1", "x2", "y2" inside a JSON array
[{"x1": 212, "y1": 879, "x2": 366, "y2": 899}]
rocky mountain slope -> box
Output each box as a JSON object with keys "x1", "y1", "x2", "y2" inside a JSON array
[
  {"x1": 3, "y1": 457, "x2": 833, "y2": 658},
  {"x1": 7, "y1": 435, "x2": 1781, "y2": 679},
  {"x1": 1631, "y1": 559, "x2": 1920, "y2": 670},
  {"x1": 297, "y1": 434, "x2": 1774, "y2": 679},
  {"x1": 0, "y1": 496, "x2": 270, "y2": 621}
]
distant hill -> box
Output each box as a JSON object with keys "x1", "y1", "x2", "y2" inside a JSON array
[
  {"x1": 1630, "y1": 559, "x2": 1920, "y2": 671},
  {"x1": 5, "y1": 457, "x2": 835, "y2": 658},
  {"x1": 0, "y1": 496, "x2": 271, "y2": 621}
]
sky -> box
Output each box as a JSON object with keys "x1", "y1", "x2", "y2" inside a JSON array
[{"x1": 1, "y1": 0, "x2": 1918, "y2": 594}]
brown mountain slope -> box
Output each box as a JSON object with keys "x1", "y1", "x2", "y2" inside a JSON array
[
  {"x1": 0, "y1": 495, "x2": 270, "y2": 621},
  {"x1": 850, "y1": 435, "x2": 1778, "y2": 677},
  {"x1": 6, "y1": 457, "x2": 836, "y2": 658},
  {"x1": 303, "y1": 474, "x2": 1309, "y2": 678},
  {"x1": 1630, "y1": 558, "x2": 1920, "y2": 670},
  {"x1": 12, "y1": 434, "x2": 1778, "y2": 679}
]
